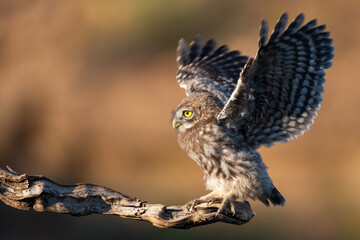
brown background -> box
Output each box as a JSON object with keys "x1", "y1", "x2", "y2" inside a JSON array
[{"x1": 0, "y1": 0, "x2": 359, "y2": 239}]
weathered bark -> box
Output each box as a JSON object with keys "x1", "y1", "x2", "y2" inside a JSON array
[{"x1": 0, "y1": 167, "x2": 254, "y2": 229}]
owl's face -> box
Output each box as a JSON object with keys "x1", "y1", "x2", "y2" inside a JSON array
[
  {"x1": 172, "y1": 93, "x2": 223, "y2": 133},
  {"x1": 172, "y1": 106, "x2": 199, "y2": 132}
]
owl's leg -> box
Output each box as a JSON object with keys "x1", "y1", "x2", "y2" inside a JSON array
[
  {"x1": 215, "y1": 191, "x2": 238, "y2": 217},
  {"x1": 185, "y1": 191, "x2": 220, "y2": 211}
]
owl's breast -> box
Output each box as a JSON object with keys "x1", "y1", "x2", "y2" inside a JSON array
[
  {"x1": 177, "y1": 122, "x2": 258, "y2": 181},
  {"x1": 178, "y1": 124, "x2": 231, "y2": 174}
]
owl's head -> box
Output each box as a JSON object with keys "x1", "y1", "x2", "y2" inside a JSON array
[{"x1": 172, "y1": 93, "x2": 223, "y2": 133}]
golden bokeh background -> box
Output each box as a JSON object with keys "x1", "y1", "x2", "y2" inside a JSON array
[{"x1": 0, "y1": 0, "x2": 359, "y2": 239}]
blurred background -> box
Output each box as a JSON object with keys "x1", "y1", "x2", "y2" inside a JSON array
[{"x1": 0, "y1": 0, "x2": 359, "y2": 239}]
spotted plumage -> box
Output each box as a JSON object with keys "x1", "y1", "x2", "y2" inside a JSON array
[{"x1": 172, "y1": 13, "x2": 333, "y2": 213}]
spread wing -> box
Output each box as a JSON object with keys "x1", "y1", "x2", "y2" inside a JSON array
[
  {"x1": 176, "y1": 35, "x2": 248, "y2": 103},
  {"x1": 218, "y1": 13, "x2": 334, "y2": 148}
]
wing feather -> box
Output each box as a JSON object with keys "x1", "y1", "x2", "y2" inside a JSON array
[
  {"x1": 259, "y1": 19, "x2": 269, "y2": 48},
  {"x1": 268, "y1": 12, "x2": 288, "y2": 43},
  {"x1": 218, "y1": 13, "x2": 334, "y2": 148},
  {"x1": 176, "y1": 36, "x2": 248, "y2": 102}
]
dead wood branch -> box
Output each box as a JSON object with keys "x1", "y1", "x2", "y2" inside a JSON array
[{"x1": 0, "y1": 167, "x2": 254, "y2": 229}]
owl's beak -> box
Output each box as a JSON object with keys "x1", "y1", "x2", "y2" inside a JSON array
[{"x1": 172, "y1": 119, "x2": 181, "y2": 129}]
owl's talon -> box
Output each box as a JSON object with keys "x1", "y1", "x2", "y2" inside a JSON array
[
  {"x1": 185, "y1": 201, "x2": 194, "y2": 211},
  {"x1": 215, "y1": 209, "x2": 221, "y2": 218},
  {"x1": 230, "y1": 202, "x2": 236, "y2": 216},
  {"x1": 185, "y1": 192, "x2": 219, "y2": 211},
  {"x1": 215, "y1": 197, "x2": 238, "y2": 218},
  {"x1": 185, "y1": 199, "x2": 203, "y2": 211},
  {"x1": 207, "y1": 197, "x2": 222, "y2": 206}
]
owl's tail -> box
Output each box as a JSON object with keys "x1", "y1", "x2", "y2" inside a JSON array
[{"x1": 260, "y1": 184, "x2": 286, "y2": 207}]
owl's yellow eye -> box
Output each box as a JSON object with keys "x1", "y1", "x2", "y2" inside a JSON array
[{"x1": 183, "y1": 110, "x2": 193, "y2": 118}]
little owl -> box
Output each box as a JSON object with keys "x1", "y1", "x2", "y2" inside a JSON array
[{"x1": 172, "y1": 12, "x2": 333, "y2": 216}]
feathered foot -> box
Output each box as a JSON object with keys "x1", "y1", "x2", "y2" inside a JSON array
[
  {"x1": 215, "y1": 192, "x2": 239, "y2": 217},
  {"x1": 185, "y1": 191, "x2": 220, "y2": 211}
]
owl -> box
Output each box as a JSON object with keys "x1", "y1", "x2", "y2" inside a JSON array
[{"x1": 172, "y1": 12, "x2": 334, "y2": 216}]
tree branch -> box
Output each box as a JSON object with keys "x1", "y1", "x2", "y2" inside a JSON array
[{"x1": 0, "y1": 167, "x2": 254, "y2": 229}]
